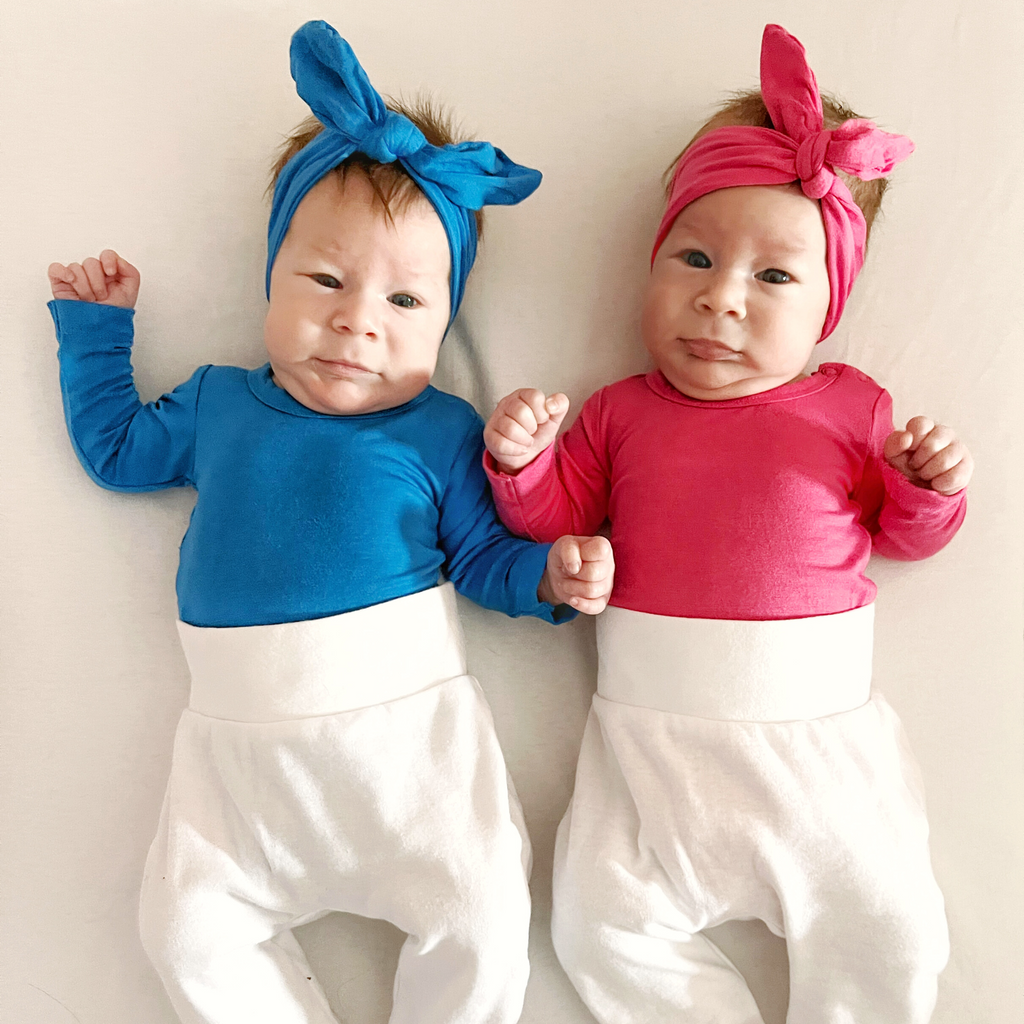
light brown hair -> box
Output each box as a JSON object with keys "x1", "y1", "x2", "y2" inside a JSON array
[
  {"x1": 269, "y1": 97, "x2": 484, "y2": 239},
  {"x1": 667, "y1": 89, "x2": 889, "y2": 243}
]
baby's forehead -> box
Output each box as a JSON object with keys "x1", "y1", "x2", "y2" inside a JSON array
[
  {"x1": 309, "y1": 234, "x2": 449, "y2": 279},
  {"x1": 670, "y1": 185, "x2": 825, "y2": 248},
  {"x1": 285, "y1": 174, "x2": 451, "y2": 280},
  {"x1": 304, "y1": 169, "x2": 436, "y2": 221}
]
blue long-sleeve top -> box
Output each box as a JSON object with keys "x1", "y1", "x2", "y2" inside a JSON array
[{"x1": 49, "y1": 300, "x2": 568, "y2": 628}]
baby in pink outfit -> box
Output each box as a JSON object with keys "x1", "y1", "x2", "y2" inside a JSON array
[{"x1": 483, "y1": 24, "x2": 971, "y2": 1024}]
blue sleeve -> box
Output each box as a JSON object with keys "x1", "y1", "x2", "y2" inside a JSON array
[
  {"x1": 438, "y1": 418, "x2": 576, "y2": 625},
  {"x1": 48, "y1": 300, "x2": 204, "y2": 492}
]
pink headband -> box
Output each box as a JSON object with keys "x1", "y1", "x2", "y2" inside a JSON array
[{"x1": 652, "y1": 24, "x2": 915, "y2": 340}]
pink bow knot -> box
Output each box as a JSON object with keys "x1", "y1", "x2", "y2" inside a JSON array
[
  {"x1": 795, "y1": 130, "x2": 835, "y2": 199},
  {"x1": 827, "y1": 118, "x2": 915, "y2": 182}
]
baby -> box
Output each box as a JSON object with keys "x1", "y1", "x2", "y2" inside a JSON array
[
  {"x1": 47, "y1": 21, "x2": 612, "y2": 1024},
  {"x1": 484, "y1": 24, "x2": 970, "y2": 1024}
]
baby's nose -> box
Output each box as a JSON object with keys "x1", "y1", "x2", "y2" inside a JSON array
[
  {"x1": 331, "y1": 290, "x2": 378, "y2": 338},
  {"x1": 697, "y1": 271, "x2": 746, "y2": 317}
]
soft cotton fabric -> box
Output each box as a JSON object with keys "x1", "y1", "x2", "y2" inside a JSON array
[
  {"x1": 485, "y1": 363, "x2": 965, "y2": 620},
  {"x1": 139, "y1": 584, "x2": 533, "y2": 1024},
  {"x1": 49, "y1": 299, "x2": 565, "y2": 627},
  {"x1": 595, "y1": 603, "x2": 874, "y2": 722},
  {"x1": 552, "y1": 688, "x2": 949, "y2": 1024},
  {"x1": 552, "y1": 604, "x2": 947, "y2": 1024}
]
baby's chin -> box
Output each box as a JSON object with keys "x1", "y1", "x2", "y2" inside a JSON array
[
  {"x1": 320, "y1": 374, "x2": 436, "y2": 416},
  {"x1": 663, "y1": 363, "x2": 807, "y2": 401}
]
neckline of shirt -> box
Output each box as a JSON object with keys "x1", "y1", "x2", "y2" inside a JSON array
[
  {"x1": 645, "y1": 362, "x2": 843, "y2": 408},
  {"x1": 246, "y1": 363, "x2": 435, "y2": 419}
]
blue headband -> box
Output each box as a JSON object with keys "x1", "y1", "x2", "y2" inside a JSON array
[{"x1": 267, "y1": 21, "x2": 543, "y2": 324}]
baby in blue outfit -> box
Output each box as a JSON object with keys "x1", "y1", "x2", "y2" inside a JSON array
[{"x1": 47, "y1": 22, "x2": 613, "y2": 1024}]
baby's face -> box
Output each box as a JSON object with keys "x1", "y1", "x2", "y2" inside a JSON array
[
  {"x1": 641, "y1": 184, "x2": 830, "y2": 401},
  {"x1": 264, "y1": 172, "x2": 451, "y2": 416}
]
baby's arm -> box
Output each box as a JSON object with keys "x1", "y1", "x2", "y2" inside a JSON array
[
  {"x1": 483, "y1": 388, "x2": 611, "y2": 542},
  {"x1": 48, "y1": 249, "x2": 202, "y2": 492},
  {"x1": 857, "y1": 393, "x2": 969, "y2": 560},
  {"x1": 436, "y1": 409, "x2": 612, "y2": 619}
]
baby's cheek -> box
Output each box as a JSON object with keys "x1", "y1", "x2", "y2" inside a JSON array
[
  {"x1": 264, "y1": 299, "x2": 299, "y2": 342},
  {"x1": 642, "y1": 270, "x2": 685, "y2": 324},
  {"x1": 380, "y1": 364, "x2": 435, "y2": 408},
  {"x1": 639, "y1": 293, "x2": 667, "y2": 350},
  {"x1": 404, "y1": 364, "x2": 436, "y2": 393}
]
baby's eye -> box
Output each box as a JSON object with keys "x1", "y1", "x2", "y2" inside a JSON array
[
  {"x1": 389, "y1": 293, "x2": 419, "y2": 309},
  {"x1": 757, "y1": 268, "x2": 791, "y2": 284},
  {"x1": 311, "y1": 274, "x2": 341, "y2": 289},
  {"x1": 683, "y1": 251, "x2": 712, "y2": 269}
]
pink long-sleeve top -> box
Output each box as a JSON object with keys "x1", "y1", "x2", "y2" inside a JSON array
[{"x1": 485, "y1": 363, "x2": 966, "y2": 620}]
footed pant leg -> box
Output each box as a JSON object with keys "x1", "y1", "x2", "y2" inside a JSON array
[
  {"x1": 384, "y1": 823, "x2": 531, "y2": 1024},
  {"x1": 551, "y1": 702, "x2": 765, "y2": 1024},
  {"x1": 139, "y1": 716, "x2": 337, "y2": 1024},
  {"x1": 339, "y1": 677, "x2": 532, "y2": 1024},
  {"x1": 778, "y1": 697, "x2": 949, "y2": 1024}
]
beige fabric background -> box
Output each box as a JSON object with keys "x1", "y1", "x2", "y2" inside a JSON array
[{"x1": 1, "y1": 1, "x2": 1021, "y2": 1022}]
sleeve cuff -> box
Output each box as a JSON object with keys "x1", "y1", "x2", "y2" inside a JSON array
[
  {"x1": 48, "y1": 299, "x2": 135, "y2": 347},
  {"x1": 881, "y1": 460, "x2": 968, "y2": 517},
  {"x1": 483, "y1": 446, "x2": 557, "y2": 539},
  {"x1": 483, "y1": 444, "x2": 556, "y2": 488}
]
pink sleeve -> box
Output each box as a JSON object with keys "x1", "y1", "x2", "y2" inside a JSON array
[
  {"x1": 855, "y1": 389, "x2": 967, "y2": 561},
  {"x1": 484, "y1": 390, "x2": 612, "y2": 542}
]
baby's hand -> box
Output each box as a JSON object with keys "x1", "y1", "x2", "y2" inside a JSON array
[
  {"x1": 884, "y1": 416, "x2": 973, "y2": 496},
  {"x1": 48, "y1": 249, "x2": 140, "y2": 308},
  {"x1": 538, "y1": 535, "x2": 615, "y2": 615},
  {"x1": 485, "y1": 389, "x2": 570, "y2": 474}
]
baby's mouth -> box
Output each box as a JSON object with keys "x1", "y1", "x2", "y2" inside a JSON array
[
  {"x1": 315, "y1": 357, "x2": 375, "y2": 376},
  {"x1": 683, "y1": 338, "x2": 739, "y2": 361}
]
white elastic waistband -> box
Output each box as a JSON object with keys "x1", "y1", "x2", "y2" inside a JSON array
[
  {"x1": 178, "y1": 584, "x2": 467, "y2": 722},
  {"x1": 596, "y1": 604, "x2": 874, "y2": 722}
]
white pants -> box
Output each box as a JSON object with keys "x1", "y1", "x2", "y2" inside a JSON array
[
  {"x1": 551, "y1": 605, "x2": 949, "y2": 1024},
  {"x1": 139, "y1": 585, "x2": 532, "y2": 1024}
]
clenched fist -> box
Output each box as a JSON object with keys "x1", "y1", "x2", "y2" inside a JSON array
[
  {"x1": 48, "y1": 249, "x2": 140, "y2": 309},
  {"x1": 884, "y1": 416, "x2": 973, "y2": 496},
  {"x1": 485, "y1": 388, "x2": 571, "y2": 474},
  {"x1": 537, "y1": 535, "x2": 615, "y2": 614}
]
